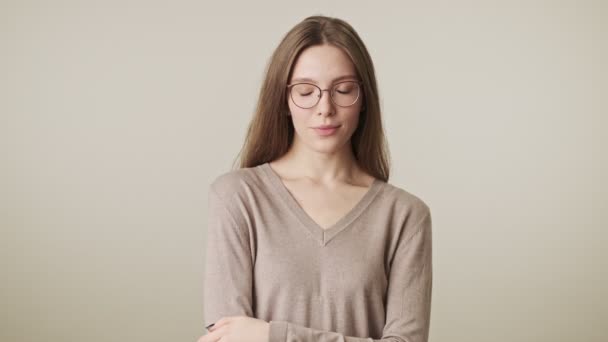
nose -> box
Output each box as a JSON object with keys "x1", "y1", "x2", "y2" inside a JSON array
[{"x1": 316, "y1": 89, "x2": 335, "y2": 116}]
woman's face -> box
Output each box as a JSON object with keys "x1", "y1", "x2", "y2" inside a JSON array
[{"x1": 287, "y1": 44, "x2": 364, "y2": 154}]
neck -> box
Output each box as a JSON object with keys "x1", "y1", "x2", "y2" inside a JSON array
[{"x1": 277, "y1": 136, "x2": 360, "y2": 185}]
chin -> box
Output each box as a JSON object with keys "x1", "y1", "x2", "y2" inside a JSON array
[{"x1": 308, "y1": 138, "x2": 349, "y2": 154}]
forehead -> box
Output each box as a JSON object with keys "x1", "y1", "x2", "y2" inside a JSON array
[{"x1": 290, "y1": 44, "x2": 357, "y2": 83}]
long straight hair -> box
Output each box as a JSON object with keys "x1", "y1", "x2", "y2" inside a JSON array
[{"x1": 233, "y1": 15, "x2": 391, "y2": 182}]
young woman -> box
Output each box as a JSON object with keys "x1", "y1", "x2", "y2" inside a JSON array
[{"x1": 198, "y1": 15, "x2": 433, "y2": 342}]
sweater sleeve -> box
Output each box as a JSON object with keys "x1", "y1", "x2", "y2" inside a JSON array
[
  {"x1": 268, "y1": 209, "x2": 433, "y2": 342},
  {"x1": 203, "y1": 185, "x2": 255, "y2": 328}
]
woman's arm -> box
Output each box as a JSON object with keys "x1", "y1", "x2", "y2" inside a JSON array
[
  {"x1": 203, "y1": 185, "x2": 255, "y2": 327},
  {"x1": 204, "y1": 182, "x2": 433, "y2": 342},
  {"x1": 267, "y1": 210, "x2": 433, "y2": 342}
]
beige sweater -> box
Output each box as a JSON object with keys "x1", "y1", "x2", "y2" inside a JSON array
[{"x1": 203, "y1": 162, "x2": 433, "y2": 342}]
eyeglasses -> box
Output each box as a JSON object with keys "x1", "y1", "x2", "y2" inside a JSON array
[{"x1": 286, "y1": 80, "x2": 363, "y2": 109}]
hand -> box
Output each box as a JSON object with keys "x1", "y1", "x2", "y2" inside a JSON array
[{"x1": 197, "y1": 316, "x2": 270, "y2": 342}]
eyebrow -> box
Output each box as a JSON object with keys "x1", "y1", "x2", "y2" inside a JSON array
[{"x1": 290, "y1": 75, "x2": 358, "y2": 83}]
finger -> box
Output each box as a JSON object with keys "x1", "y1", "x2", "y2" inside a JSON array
[
  {"x1": 202, "y1": 324, "x2": 227, "y2": 342},
  {"x1": 209, "y1": 316, "x2": 232, "y2": 332}
]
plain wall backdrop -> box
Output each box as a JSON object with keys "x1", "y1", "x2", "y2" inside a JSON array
[{"x1": 1, "y1": 0, "x2": 606, "y2": 341}]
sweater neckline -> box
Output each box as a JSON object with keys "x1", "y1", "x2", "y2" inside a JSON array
[{"x1": 259, "y1": 162, "x2": 383, "y2": 247}]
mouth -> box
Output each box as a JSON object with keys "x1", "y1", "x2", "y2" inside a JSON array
[
  {"x1": 313, "y1": 124, "x2": 340, "y2": 129},
  {"x1": 312, "y1": 125, "x2": 340, "y2": 136}
]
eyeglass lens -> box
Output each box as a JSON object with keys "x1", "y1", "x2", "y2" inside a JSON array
[{"x1": 290, "y1": 81, "x2": 360, "y2": 108}]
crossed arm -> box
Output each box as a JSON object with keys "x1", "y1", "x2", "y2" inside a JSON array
[{"x1": 203, "y1": 186, "x2": 433, "y2": 342}]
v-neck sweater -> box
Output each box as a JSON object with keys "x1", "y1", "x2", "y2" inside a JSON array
[{"x1": 203, "y1": 162, "x2": 433, "y2": 342}]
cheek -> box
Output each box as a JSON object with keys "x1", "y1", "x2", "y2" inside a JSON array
[
  {"x1": 287, "y1": 100, "x2": 300, "y2": 115},
  {"x1": 348, "y1": 111, "x2": 361, "y2": 125},
  {"x1": 289, "y1": 112, "x2": 309, "y2": 132},
  {"x1": 342, "y1": 112, "x2": 361, "y2": 132}
]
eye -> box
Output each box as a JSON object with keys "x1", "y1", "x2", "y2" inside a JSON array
[
  {"x1": 292, "y1": 84, "x2": 316, "y2": 96},
  {"x1": 335, "y1": 84, "x2": 355, "y2": 94}
]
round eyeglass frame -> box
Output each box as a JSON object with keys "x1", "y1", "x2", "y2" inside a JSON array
[{"x1": 286, "y1": 80, "x2": 364, "y2": 109}]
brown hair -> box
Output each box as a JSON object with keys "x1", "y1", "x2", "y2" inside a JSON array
[{"x1": 233, "y1": 15, "x2": 391, "y2": 182}]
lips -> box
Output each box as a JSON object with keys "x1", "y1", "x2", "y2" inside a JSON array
[
  {"x1": 312, "y1": 125, "x2": 340, "y2": 136},
  {"x1": 314, "y1": 124, "x2": 340, "y2": 129}
]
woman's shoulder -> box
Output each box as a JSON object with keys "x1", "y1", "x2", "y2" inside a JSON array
[
  {"x1": 208, "y1": 164, "x2": 266, "y2": 200},
  {"x1": 380, "y1": 180, "x2": 431, "y2": 218},
  {"x1": 375, "y1": 181, "x2": 432, "y2": 241}
]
